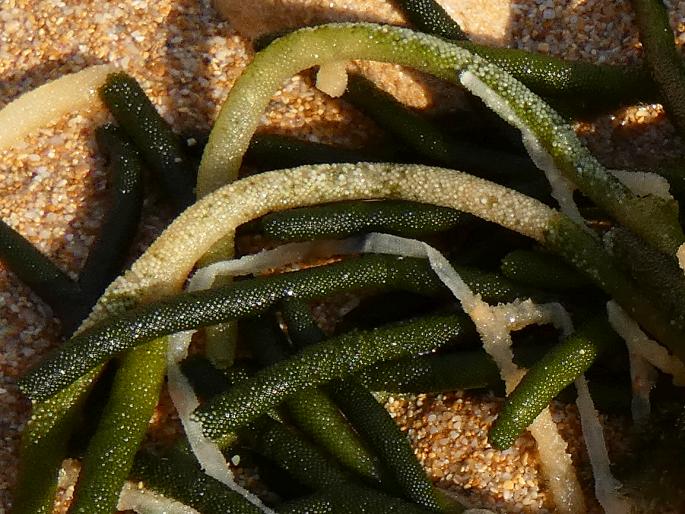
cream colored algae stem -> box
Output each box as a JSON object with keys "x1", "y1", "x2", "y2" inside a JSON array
[
  {"x1": 526, "y1": 411, "x2": 585, "y2": 514},
  {"x1": 574, "y1": 376, "x2": 631, "y2": 514},
  {"x1": 117, "y1": 482, "x2": 200, "y2": 514},
  {"x1": 90, "y1": 162, "x2": 556, "y2": 323},
  {"x1": 608, "y1": 300, "x2": 685, "y2": 387},
  {"x1": 678, "y1": 243, "x2": 685, "y2": 272},
  {"x1": 469, "y1": 299, "x2": 584, "y2": 514},
  {"x1": 0, "y1": 64, "x2": 115, "y2": 152}
]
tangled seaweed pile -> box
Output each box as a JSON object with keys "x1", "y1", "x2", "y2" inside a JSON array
[{"x1": 3, "y1": 1, "x2": 685, "y2": 513}]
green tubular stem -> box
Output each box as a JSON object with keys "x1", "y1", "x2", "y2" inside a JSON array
[
  {"x1": 500, "y1": 249, "x2": 593, "y2": 291},
  {"x1": 393, "y1": 0, "x2": 466, "y2": 40},
  {"x1": 17, "y1": 254, "x2": 425, "y2": 400},
  {"x1": 12, "y1": 379, "x2": 93, "y2": 514},
  {"x1": 279, "y1": 482, "x2": 439, "y2": 514},
  {"x1": 395, "y1": 0, "x2": 638, "y2": 112},
  {"x1": 18, "y1": 255, "x2": 412, "y2": 400},
  {"x1": 329, "y1": 379, "x2": 441, "y2": 511},
  {"x1": 130, "y1": 450, "x2": 263, "y2": 514},
  {"x1": 457, "y1": 41, "x2": 654, "y2": 104},
  {"x1": 286, "y1": 387, "x2": 382, "y2": 481},
  {"x1": 194, "y1": 314, "x2": 473, "y2": 440},
  {"x1": 245, "y1": 416, "x2": 352, "y2": 490},
  {"x1": 358, "y1": 346, "x2": 551, "y2": 394},
  {"x1": 199, "y1": 223, "x2": 237, "y2": 369},
  {"x1": 242, "y1": 315, "x2": 383, "y2": 482},
  {"x1": 0, "y1": 218, "x2": 82, "y2": 330},
  {"x1": 343, "y1": 74, "x2": 539, "y2": 180},
  {"x1": 255, "y1": 200, "x2": 471, "y2": 241},
  {"x1": 279, "y1": 302, "x2": 393, "y2": 485},
  {"x1": 281, "y1": 299, "x2": 458, "y2": 511},
  {"x1": 605, "y1": 226, "x2": 685, "y2": 328},
  {"x1": 545, "y1": 216, "x2": 685, "y2": 363},
  {"x1": 78, "y1": 124, "x2": 143, "y2": 307},
  {"x1": 180, "y1": 355, "x2": 255, "y2": 398},
  {"x1": 204, "y1": 303, "x2": 238, "y2": 369},
  {"x1": 178, "y1": 350, "x2": 355, "y2": 490},
  {"x1": 631, "y1": 0, "x2": 685, "y2": 138},
  {"x1": 358, "y1": 351, "x2": 501, "y2": 393},
  {"x1": 69, "y1": 338, "x2": 167, "y2": 513},
  {"x1": 20, "y1": 254, "x2": 535, "y2": 402},
  {"x1": 244, "y1": 133, "x2": 398, "y2": 169},
  {"x1": 252, "y1": 28, "x2": 652, "y2": 107},
  {"x1": 356, "y1": 347, "x2": 544, "y2": 394},
  {"x1": 280, "y1": 299, "x2": 325, "y2": 348},
  {"x1": 489, "y1": 316, "x2": 620, "y2": 450},
  {"x1": 99, "y1": 72, "x2": 195, "y2": 211},
  {"x1": 198, "y1": 23, "x2": 682, "y2": 255}
]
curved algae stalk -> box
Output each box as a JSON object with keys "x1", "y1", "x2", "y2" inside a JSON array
[{"x1": 198, "y1": 23, "x2": 682, "y2": 257}]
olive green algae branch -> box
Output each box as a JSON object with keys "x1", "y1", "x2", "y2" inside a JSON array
[
  {"x1": 69, "y1": 338, "x2": 167, "y2": 514},
  {"x1": 489, "y1": 317, "x2": 620, "y2": 450},
  {"x1": 394, "y1": 0, "x2": 651, "y2": 106},
  {"x1": 193, "y1": 314, "x2": 472, "y2": 440},
  {"x1": 394, "y1": 0, "x2": 467, "y2": 40},
  {"x1": 13, "y1": 376, "x2": 95, "y2": 514},
  {"x1": 198, "y1": 23, "x2": 683, "y2": 255},
  {"x1": 631, "y1": 0, "x2": 685, "y2": 141},
  {"x1": 457, "y1": 69, "x2": 683, "y2": 256}
]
